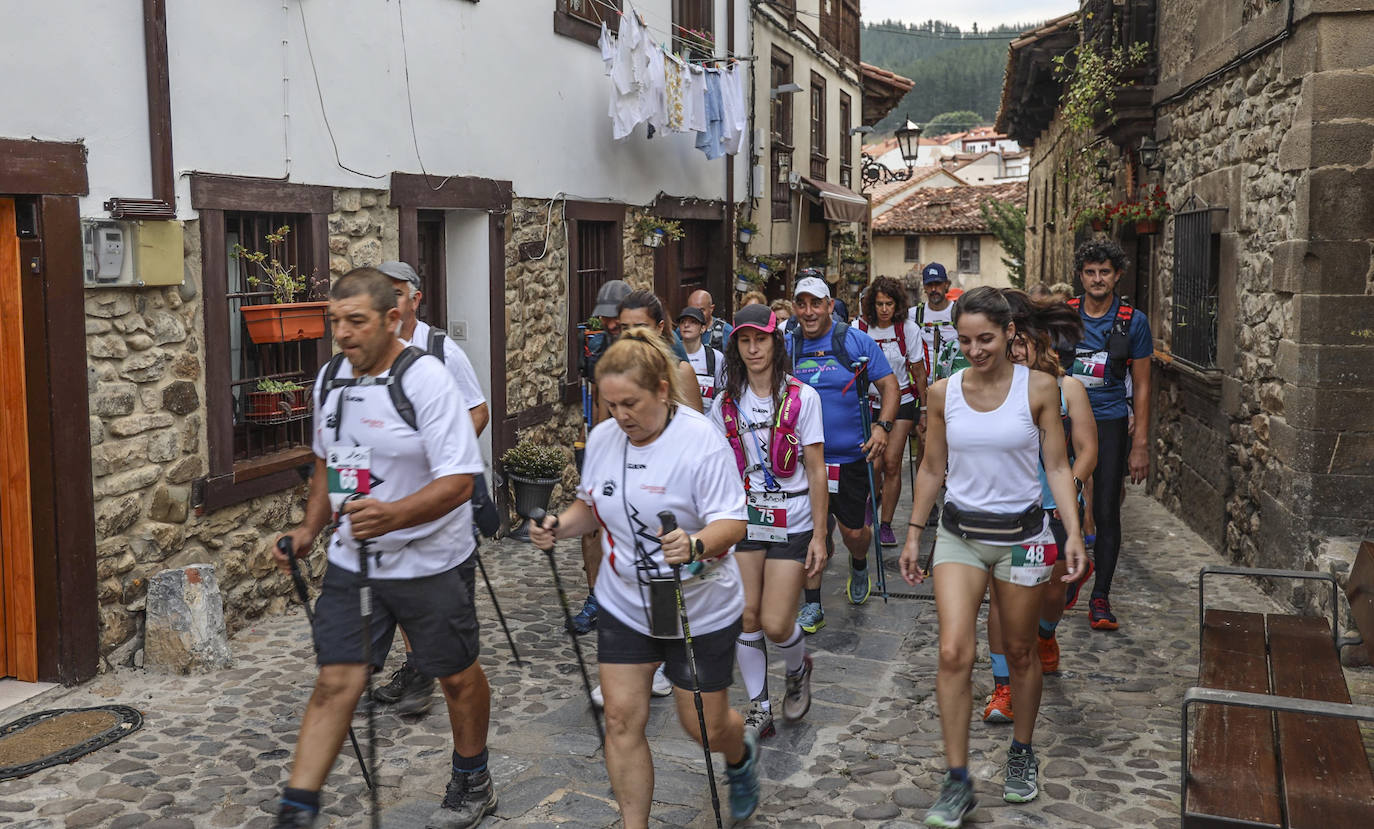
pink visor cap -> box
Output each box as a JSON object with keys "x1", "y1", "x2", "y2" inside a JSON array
[{"x1": 731, "y1": 303, "x2": 778, "y2": 337}]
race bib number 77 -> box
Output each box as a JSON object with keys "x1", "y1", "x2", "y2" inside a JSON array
[{"x1": 327, "y1": 447, "x2": 372, "y2": 513}]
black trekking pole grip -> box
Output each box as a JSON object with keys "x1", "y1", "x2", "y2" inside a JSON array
[
  {"x1": 527, "y1": 508, "x2": 559, "y2": 551},
  {"x1": 278, "y1": 537, "x2": 313, "y2": 616}
]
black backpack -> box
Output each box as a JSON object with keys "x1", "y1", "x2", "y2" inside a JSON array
[{"x1": 790, "y1": 319, "x2": 855, "y2": 371}]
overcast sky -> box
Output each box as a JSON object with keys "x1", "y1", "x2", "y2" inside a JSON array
[{"x1": 862, "y1": 1, "x2": 1077, "y2": 32}]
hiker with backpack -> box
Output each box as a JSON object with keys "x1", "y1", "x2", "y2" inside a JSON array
[
  {"x1": 1063, "y1": 239, "x2": 1153, "y2": 631},
  {"x1": 856, "y1": 276, "x2": 927, "y2": 550},
  {"x1": 271, "y1": 268, "x2": 495, "y2": 829},
  {"x1": 677, "y1": 305, "x2": 727, "y2": 405},
  {"x1": 707, "y1": 303, "x2": 826, "y2": 743},
  {"x1": 787, "y1": 276, "x2": 900, "y2": 633}
]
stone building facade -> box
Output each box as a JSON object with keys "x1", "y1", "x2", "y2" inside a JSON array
[{"x1": 999, "y1": 0, "x2": 1374, "y2": 607}]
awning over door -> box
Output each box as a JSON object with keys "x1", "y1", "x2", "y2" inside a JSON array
[{"x1": 800, "y1": 176, "x2": 869, "y2": 224}]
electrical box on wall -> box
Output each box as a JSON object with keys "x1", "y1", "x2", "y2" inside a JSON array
[{"x1": 82, "y1": 219, "x2": 184, "y2": 287}]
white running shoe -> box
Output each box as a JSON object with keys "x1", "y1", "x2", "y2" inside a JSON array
[{"x1": 590, "y1": 664, "x2": 673, "y2": 709}]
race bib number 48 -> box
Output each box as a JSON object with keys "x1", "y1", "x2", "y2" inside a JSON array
[
  {"x1": 1008, "y1": 541, "x2": 1058, "y2": 587},
  {"x1": 327, "y1": 446, "x2": 372, "y2": 513}
]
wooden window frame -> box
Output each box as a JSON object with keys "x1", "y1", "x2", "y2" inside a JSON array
[
  {"x1": 771, "y1": 47, "x2": 794, "y2": 221},
  {"x1": 563, "y1": 201, "x2": 626, "y2": 404},
  {"x1": 554, "y1": 0, "x2": 619, "y2": 47},
  {"x1": 810, "y1": 71, "x2": 827, "y2": 182},
  {"x1": 672, "y1": 0, "x2": 715, "y2": 60},
  {"x1": 192, "y1": 174, "x2": 331, "y2": 512},
  {"x1": 958, "y1": 236, "x2": 981, "y2": 274},
  {"x1": 904, "y1": 236, "x2": 920, "y2": 263},
  {"x1": 838, "y1": 91, "x2": 853, "y2": 189}
]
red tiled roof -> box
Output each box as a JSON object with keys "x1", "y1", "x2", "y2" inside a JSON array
[{"x1": 873, "y1": 181, "x2": 1027, "y2": 235}]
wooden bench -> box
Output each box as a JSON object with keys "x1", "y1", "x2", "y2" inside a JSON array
[{"x1": 1182, "y1": 540, "x2": 1374, "y2": 828}]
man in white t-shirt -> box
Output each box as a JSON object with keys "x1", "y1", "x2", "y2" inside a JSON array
[
  {"x1": 270, "y1": 268, "x2": 494, "y2": 829},
  {"x1": 371, "y1": 261, "x2": 493, "y2": 717},
  {"x1": 677, "y1": 305, "x2": 727, "y2": 404},
  {"x1": 907, "y1": 263, "x2": 955, "y2": 517}
]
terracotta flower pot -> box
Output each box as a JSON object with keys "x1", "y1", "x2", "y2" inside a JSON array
[
  {"x1": 1091, "y1": 219, "x2": 1108, "y2": 232},
  {"x1": 244, "y1": 389, "x2": 310, "y2": 424},
  {"x1": 241, "y1": 301, "x2": 329, "y2": 345},
  {"x1": 1135, "y1": 219, "x2": 1160, "y2": 235}
]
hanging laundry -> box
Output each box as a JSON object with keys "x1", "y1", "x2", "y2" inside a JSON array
[
  {"x1": 663, "y1": 53, "x2": 689, "y2": 132},
  {"x1": 645, "y1": 45, "x2": 667, "y2": 136},
  {"x1": 720, "y1": 62, "x2": 749, "y2": 156},
  {"x1": 599, "y1": 22, "x2": 615, "y2": 75},
  {"x1": 685, "y1": 63, "x2": 708, "y2": 134},
  {"x1": 695, "y1": 67, "x2": 726, "y2": 161},
  {"x1": 608, "y1": 11, "x2": 654, "y2": 141}
]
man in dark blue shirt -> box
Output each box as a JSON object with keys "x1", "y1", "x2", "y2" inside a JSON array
[
  {"x1": 1066, "y1": 239, "x2": 1153, "y2": 632},
  {"x1": 787, "y1": 276, "x2": 900, "y2": 632}
]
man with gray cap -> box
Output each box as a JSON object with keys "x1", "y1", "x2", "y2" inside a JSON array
[{"x1": 370, "y1": 261, "x2": 492, "y2": 715}]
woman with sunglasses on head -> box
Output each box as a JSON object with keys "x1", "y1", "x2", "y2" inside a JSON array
[
  {"x1": 528, "y1": 328, "x2": 760, "y2": 827},
  {"x1": 617, "y1": 290, "x2": 705, "y2": 413},
  {"x1": 897, "y1": 286, "x2": 1086, "y2": 828},
  {"x1": 707, "y1": 304, "x2": 828, "y2": 743}
]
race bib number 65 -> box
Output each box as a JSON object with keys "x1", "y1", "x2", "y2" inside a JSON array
[{"x1": 327, "y1": 446, "x2": 372, "y2": 513}]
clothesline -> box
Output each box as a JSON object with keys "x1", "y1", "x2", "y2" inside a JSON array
[{"x1": 586, "y1": 0, "x2": 756, "y2": 64}]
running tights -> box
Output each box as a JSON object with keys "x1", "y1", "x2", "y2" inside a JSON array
[{"x1": 1091, "y1": 416, "x2": 1130, "y2": 599}]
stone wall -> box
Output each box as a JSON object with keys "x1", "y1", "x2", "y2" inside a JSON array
[{"x1": 88, "y1": 190, "x2": 393, "y2": 663}]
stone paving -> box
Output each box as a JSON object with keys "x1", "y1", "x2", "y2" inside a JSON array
[{"x1": 2, "y1": 485, "x2": 1371, "y2": 828}]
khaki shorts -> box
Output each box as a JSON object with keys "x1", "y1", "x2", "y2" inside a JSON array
[{"x1": 931, "y1": 525, "x2": 1059, "y2": 587}]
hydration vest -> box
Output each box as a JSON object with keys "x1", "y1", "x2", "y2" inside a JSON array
[
  {"x1": 1065, "y1": 295, "x2": 1135, "y2": 380},
  {"x1": 856, "y1": 317, "x2": 912, "y2": 394},
  {"x1": 718, "y1": 378, "x2": 805, "y2": 484}
]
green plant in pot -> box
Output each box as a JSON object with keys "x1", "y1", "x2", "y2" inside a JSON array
[
  {"x1": 502, "y1": 439, "x2": 567, "y2": 539},
  {"x1": 634, "y1": 216, "x2": 684, "y2": 248},
  {"x1": 737, "y1": 218, "x2": 759, "y2": 244},
  {"x1": 245, "y1": 377, "x2": 309, "y2": 424},
  {"x1": 233, "y1": 225, "x2": 330, "y2": 345}
]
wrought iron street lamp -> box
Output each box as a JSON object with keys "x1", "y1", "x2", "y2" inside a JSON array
[
  {"x1": 860, "y1": 120, "x2": 923, "y2": 193},
  {"x1": 1138, "y1": 135, "x2": 1165, "y2": 172}
]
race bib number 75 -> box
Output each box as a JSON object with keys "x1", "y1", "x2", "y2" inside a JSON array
[{"x1": 327, "y1": 446, "x2": 372, "y2": 513}]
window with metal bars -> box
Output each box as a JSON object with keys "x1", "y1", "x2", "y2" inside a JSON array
[
  {"x1": 958, "y1": 236, "x2": 981, "y2": 274},
  {"x1": 839, "y1": 91, "x2": 853, "y2": 189},
  {"x1": 224, "y1": 212, "x2": 328, "y2": 464},
  {"x1": 1172, "y1": 208, "x2": 1219, "y2": 368},
  {"x1": 904, "y1": 236, "x2": 920, "y2": 262}
]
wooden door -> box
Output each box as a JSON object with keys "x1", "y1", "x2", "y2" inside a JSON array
[
  {"x1": 657, "y1": 219, "x2": 725, "y2": 318},
  {"x1": 415, "y1": 210, "x2": 447, "y2": 328},
  {"x1": 0, "y1": 198, "x2": 38, "y2": 681}
]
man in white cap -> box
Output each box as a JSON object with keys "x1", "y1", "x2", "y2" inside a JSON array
[
  {"x1": 787, "y1": 276, "x2": 900, "y2": 633},
  {"x1": 372, "y1": 260, "x2": 491, "y2": 715}
]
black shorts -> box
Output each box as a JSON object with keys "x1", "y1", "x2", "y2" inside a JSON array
[
  {"x1": 737, "y1": 529, "x2": 814, "y2": 562},
  {"x1": 312, "y1": 561, "x2": 480, "y2": 678},
  {"x1": 597, "y1": 609, "x2": 742, "y2": 693},
  {"x1": 830, "y1": 458, "x2": 872, "y2": 531},
  {"x1": 872, "y1": 400, "x2": 918, "y2": 422}
]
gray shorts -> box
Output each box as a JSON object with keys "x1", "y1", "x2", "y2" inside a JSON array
[
  {"x1": 312, "y1": 561, "x2": 479, "y2": 678},
  {"x1": 931, "y1": 525, "x2": 1058, "y2": 587}
]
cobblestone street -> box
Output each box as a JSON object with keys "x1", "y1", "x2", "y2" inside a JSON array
[{"x1": 2, "y1": 486, "x2": 1369, "y2": 828}]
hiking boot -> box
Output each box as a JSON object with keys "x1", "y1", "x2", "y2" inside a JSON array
[
  {"x1": 1089, "y1": 597, "x2": 1119, "y2": 631},
  {"x1": 797, "y1": 602, "x2": 826, "y2": 634},
  {"x1": 743, "y1": 701, "x2": 775, "y2": 741},
  {"x1": 924, "y1": 772, "x2": 976, "y2": 828},
  {"x1": 374, "y1": 661, "x2": 435, "y2": 716},
  {"x1": 878, "y1": 522, "x2": 898, "y2": 547},
  {"x1": 982, "y1": 683, "x2": 1014, "y2": 724},
  {"x1": 567, "y1": 593, "x2": 600, "y2": 636},
  {"x1": 1063, "y1": 558, "x2": 1094, "y2": 611},
  {"x1": 1038, "y1": 635, "x2": 1060, "y2": 675},
  {"x1": 273, "y1": 802, "x2": 318, "y2": 828},
  {"x1": 847, "y1": 562, "x2": 872, "y2": 605},
  {"x1": 725, "y1": 732, "x2": 760, "y2": 821},
  {"x1": 782, "y1": 654, "x2": 813, "y2": 722},
  {"x1": 427, "y1": 766, "x2": 497, "y2": 829},
  {"x1": 1003, "y1": 744, "x2": 1040, "y2": 803}
]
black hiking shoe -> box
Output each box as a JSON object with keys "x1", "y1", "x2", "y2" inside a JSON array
[
  {"x1": 426, "y1": 767, "x2": 498, "y2": 829},
  {"x1": 273, "y1": 802, "x2": 318, "y2": 827},
  {"x1": 373, "y1": 660, "x2": 435, "y2": 715}
]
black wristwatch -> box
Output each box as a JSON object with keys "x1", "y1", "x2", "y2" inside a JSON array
[
  {"x1": 690, "y1": 536, "x2": 705, "y2": 563},
  {"x1": 876, "y1": 420, "x2": 894, "y2": 433}
]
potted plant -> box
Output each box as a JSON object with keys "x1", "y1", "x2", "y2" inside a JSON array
[
  {"x1": 233, "y1": 226, "x2": 329, "y2": 344},
  {"x1": 1114, "y1": 186, "x2": 1170, "y2": 234},
  {"x1": 737, "y1": 218, "x2": 759, "y2": 245},
  {"x1": 735, "y1": 261, "x2": 764, "y2": 293},
  {"x1": 634, "y1": 216, "x2": 684, "y2": 248},
  {"x1": 502, "y1": 439, "x2": 567, "y2": 539},
  {"x1": 244, "y1": 378, "x2": 309, "y2": 425},
  {"x1": 1076, "y1": 204, "x2": 1112, "y2": 233}
]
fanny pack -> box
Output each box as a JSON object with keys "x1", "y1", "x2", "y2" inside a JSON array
[{"x1": 941, "y1": 502, "x2": 1045, "y2": 543}]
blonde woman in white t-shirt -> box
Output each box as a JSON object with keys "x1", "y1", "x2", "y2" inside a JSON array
[
  {"x1": 529, "y1": 328, "x2": 761, "y2": 827},
  {"x1": 897, "y1": 286, "x2": 1086, "y2": 828},
  {"x1": 707, "y1": 304, "x2": 828, "y2": 745}
]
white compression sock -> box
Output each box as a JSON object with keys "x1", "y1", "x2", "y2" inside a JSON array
[
  {"x1": 774, "y1": 624, "x2": 807, "y2": 675},
  {"x1": 735, "y1": 630, "x2": 769, "y2": 708}
]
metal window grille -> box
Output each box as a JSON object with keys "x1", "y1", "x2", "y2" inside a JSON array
[
  {"x1": 575, "y1": 220, "x2": 615, "y2": 323},
  {"x1": 904, "y1": 236, "x2": 920, "y2": 262},
  {"x1": 959, "y1": 237, "x2": 980, "y2": 274},
  {"x1": 1172, "y1": 205, "x2": 1219, "y2": 368},
  {"x1": 225, "y1": 211, "x2": 323, "y2": 462}
]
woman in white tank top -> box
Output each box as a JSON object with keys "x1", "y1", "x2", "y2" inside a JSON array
[{"x1": 896, "y1": 287, "x2": 1086, "y2": 827}]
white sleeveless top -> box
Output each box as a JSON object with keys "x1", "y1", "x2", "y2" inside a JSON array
[{"x1": 943, "y1": 363, "x2": 1042, "y2": 516}]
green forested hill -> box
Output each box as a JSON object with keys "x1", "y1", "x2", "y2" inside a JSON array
[{"x1": 862, "y1": 20, "x2": 1039, "y2": 134}]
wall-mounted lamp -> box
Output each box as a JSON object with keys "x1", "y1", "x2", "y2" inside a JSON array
[
  {"x1": 1139, "y1": 136, "x2": 1165, "y2": 173},
  {"x1": 1095, "y1": 156, "x2": 1113, "y2": 185},
  {"x1": 769, "y1": 82, "x2": 803, "y2": 100}
]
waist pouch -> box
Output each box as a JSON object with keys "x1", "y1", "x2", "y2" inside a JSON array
[{"x1": 941, "y1": 503, "x2": 1044, "y2": 543}]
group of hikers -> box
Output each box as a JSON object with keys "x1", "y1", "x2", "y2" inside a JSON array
[{"x1": 269, "y1": 236, "x2": 1153, "y2": 829}]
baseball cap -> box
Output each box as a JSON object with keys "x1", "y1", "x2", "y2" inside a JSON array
[
  {"x1": 794, "y1": 276, "x2": 831, "y2": 300},
  {"x1": 677, "y1": 306, "x2": 706, "y2": 325},
  {"x1": 378, "y1": 261, "x2": 422, "y2": 290},
  {"x1": 592, "y1": 279, "x2": 633, "y2": 318},
  {"x1": 732, "y1": 303, "x2": 778, "y2": 336},
  {"x1": 922, "y1": 262, "x2": 949, "y2": 284}
]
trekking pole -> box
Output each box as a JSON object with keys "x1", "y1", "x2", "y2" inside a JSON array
[
  {"x1": 854, "y1": 358, "x2": 889, "y2": 603},
  {"x1": 472, "y1": 547, "x2": 525, "y2": 666},
  {"x1": 347, "y1": 495, "x2": 382, "y2": 829},
  {"x1": 277, "y1": 537, "x2": 375, "y2": 792},
  {"x1": 657, "y1": 511, "x2": 725, "y2": 829},
  {"x1": 527, "y1": 508, "x2": 604, "y2": 746}
]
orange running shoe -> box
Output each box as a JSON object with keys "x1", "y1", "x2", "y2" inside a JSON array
[
  {"x1": 1038, "y1": 635, "x2": 1060, "y2": 674},
  {"x1": 982, "y1": 683, "x2": 1014, "y2": 723}
]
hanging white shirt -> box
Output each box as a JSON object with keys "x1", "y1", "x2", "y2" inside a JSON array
[
  {"x1": 721, "y1": 62, "x2": 749, "y2": 156},
  {"x1": 685, "y1": 64, "x2": 708, "y2": 133},
  {"x1": 578, "y1": 407, "x2": 746, "y2": 638}
]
